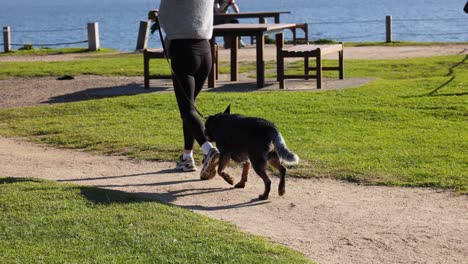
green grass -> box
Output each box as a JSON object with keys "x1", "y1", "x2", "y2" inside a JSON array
[
  {"x1": 0, "y1": 177, "x2": 311, "y2": 263},
  {"x1": 0, "y1": 52, "x2": 466, "y2": 193},
  {"x1": 0, "y1": 47, "x2": 117, "y2": 56},
  {"x1": 0, "y1": 53, "x2": 172, "y2": 78}
]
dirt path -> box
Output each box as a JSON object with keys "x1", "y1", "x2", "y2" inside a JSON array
[
  {"x1": 0, "y1": 136, "x2": 467, "y2": 263},
  {"x1": 1, "y1": 45, "x2": 467, "y2": 263}
]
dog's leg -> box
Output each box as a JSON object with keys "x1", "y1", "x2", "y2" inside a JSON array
[
  {"x1": 218, "y1": 153, "x2": 234, "y2": 185},
  {"x1": 235, "y1": 161, "x2": 250, "y2": 188},
  {"x1": 268, "y1": 152, "x2": 287, "y2": 196},
  {"x1": 251, "y1": 159, "x2": 271, "y2": 200}
]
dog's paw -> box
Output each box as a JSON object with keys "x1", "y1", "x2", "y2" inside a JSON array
[
  {"x1": 224, "y1": 177, "x2": 234, "y2": 185},
  {"x1": 258, "y1": 194, "x2": 269, "y2": 200},
  {"x1": 278, "y1": 188, "x2": 285, "y2": 196},
  {"x1": 220, "y1": 172, "x2": 234, "y2": 185},
  {"x1": 234, "y1": 182, "x2": 245, "y2": 188}
]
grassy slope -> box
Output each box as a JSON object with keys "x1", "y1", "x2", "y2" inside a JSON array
[
  {"x1": 0, "y1": 53, "x2": 466, "y2": 192},
  {"x1": 0, "y1": 177, "x2": 311, "y2": 263}
]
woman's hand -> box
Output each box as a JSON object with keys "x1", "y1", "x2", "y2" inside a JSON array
[{"x1": 148, "y1": 9, "x2": 159, "y2": 21}]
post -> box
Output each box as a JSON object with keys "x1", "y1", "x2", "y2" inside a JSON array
[
  {"x1": 386, "y1": 15, "x2": 392, "y2": 43},
  {"x1": 87, "y1": 22, "x2": 100, "y2": 51},
  {"x1": 3, "y1": 26, "x2": 11, "y2": 52},
  {"x1": 136, "y1": 21, "x2": 149, "y2": 50}
]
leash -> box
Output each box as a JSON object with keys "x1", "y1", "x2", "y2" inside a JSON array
[{"x1": 152, "y1": 14, "x2": 207, "y2": 120}]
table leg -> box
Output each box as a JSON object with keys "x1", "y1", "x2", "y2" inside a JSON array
[
  {"x1": 256, "y1": 33, "x2": 265, "y2": 88},
  {"x1": 208, "y1": 38, "x2": 216, "y2": 88},
  {"x1": 274, "y1": 15, "x2": 280, "y2": 23},
  {"x1": 276, "y1": 32, "x2": 284, "y2": 82},
  {"x1": 230, "y1": 35, "x2": 239, "y2": 81}
]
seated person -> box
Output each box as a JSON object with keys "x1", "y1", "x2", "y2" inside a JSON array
[{"x1": 213, "y1": 0, "x2": 246, "y2": 48}]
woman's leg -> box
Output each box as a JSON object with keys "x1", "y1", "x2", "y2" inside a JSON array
[
  {"x1": 170, "y1": 39, "x2": 219, "y2": 178},
  {"x1": 170, "y1": 39, "x2": 212, "y2": 151}
]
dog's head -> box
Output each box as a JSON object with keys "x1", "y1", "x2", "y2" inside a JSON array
[{"x1": 204, "y1": 105, "x2": 230, "y2": 142}]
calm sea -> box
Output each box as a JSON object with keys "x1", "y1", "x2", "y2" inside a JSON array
[{"x1": 1, "y1": 0, "x2": 467, "y2": 51}]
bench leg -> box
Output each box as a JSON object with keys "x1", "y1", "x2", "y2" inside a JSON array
[
  {"x1": 292, "y1": 28, "x2": 297, "y2": 45},
  {"x1": 278, "y1": 52, "x2": 285, "y2": 89},
  {"x1": 304, "y1": 56, "x2": 309, "y2": 80},
  {"x1": 316, "y1": 50, "x2": 322, "y2": 89},
  {"x1": 304, "y1": 24, "x2": 309, "y2": 44},
  {"x1": 144, "y1": 52, "x2": 150, "y2": 89}
]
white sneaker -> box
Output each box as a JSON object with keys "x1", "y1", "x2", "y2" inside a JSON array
[
  {"x1": 239, "y1": 39, "x2": 246, "y2": 48},
  {"x1": 175, "y1": 155, "x2": 197, "y2": 172},
  {"x1": 200, "y1": 148, "x2": 220, "y2": 180}
]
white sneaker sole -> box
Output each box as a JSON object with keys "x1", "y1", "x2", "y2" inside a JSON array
[{"x1": 200, "y1": 152, "x2": 219, "y2": 180}]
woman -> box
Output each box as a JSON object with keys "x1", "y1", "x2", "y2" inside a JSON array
[{"x1": 158, "y1": 0, "x2": 219, "y2": 180}]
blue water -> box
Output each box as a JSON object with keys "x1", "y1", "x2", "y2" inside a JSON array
[{"x1": 1, "y1": 0, "x2": 467, "y2": 51}]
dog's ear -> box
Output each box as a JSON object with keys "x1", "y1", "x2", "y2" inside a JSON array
[{"x1": 224, "y1": 104, "x2": 231, "y2": 114}]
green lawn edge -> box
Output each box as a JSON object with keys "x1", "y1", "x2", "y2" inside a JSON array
[{"x1": 0, "y1": 177, "x2": 313, "y2": 264}]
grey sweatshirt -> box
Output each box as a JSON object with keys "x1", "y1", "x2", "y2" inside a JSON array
[{"x1": 159, "y1": 0, "x2": 214, "y2": 40}]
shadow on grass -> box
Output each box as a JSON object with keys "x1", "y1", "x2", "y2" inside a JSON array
[
  {"x1": 2, "y1": 176, "x2": 268, "y2": 210},
  {"x1": 205, "y1": 82, "x2": 271, "y2": 93},
  {"x1": 82, "y1": 181, "x2": 270, "y2": 210},
  {"x1": 57, "y1": 169, "x2": 182, "y2": 183},
  {"x1": 42, "y1": 82, "x2": 172, "y2": 104},
  {"x1": 0, "y1": 177, "x2": 38, "y2": 184},
  {"x1": 79, "y1": 185, "x2": 152, "y2": 204},
  {"x1": 405, "y1": 55, "x2": 468, "y2": 98},
  {"x1": 0, "y1": 177, "x2": 150, "y2": 204}
]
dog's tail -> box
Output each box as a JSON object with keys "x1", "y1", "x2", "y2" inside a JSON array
[{"x1": 273, "y1": 133, "x2": 299, "y2": 164}]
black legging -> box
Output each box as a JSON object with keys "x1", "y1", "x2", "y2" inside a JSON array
[{"x1": 170, "y1": 39, "x2": 212, "y2": 150}]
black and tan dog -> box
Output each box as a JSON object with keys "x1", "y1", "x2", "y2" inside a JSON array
[{"x1": 204, "y1": 106, "x2": 299, "y2": 200}]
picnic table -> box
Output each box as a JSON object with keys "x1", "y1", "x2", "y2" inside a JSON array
[
  {"x1": 209, "y1": 23, "x2": 297, "y2": 88},
  {"x1": 214, "y1": 11, "x2": 291, "y2": 24}
]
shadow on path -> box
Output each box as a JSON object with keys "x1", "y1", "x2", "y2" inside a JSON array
[{"x1": 43, "y1": 82, "x2": 171, "y2": 104}]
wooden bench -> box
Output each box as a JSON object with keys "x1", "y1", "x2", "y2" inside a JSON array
[
  {"x1": 143, "y1": 48, "x2": 172, "y2": 89},
  {"x1": 143, "y1": 45, "x2": 219, "y2": 89},
  {"x1": 249, "y1": 23, "x2": 309, "y2": 45},
  {"x1": 290, "y1": 23, "x2": 308, "y2": 45},
  {"x1": 278, "y1": 42, "x2": 344, "y2": 89}
]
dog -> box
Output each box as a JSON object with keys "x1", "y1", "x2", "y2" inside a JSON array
[{"x1": 204, "y1": 105, "x2": 299, "y2": 200}]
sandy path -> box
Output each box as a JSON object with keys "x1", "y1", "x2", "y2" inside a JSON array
[{"x1": 0, "y1": 136, "x2": 467, "y2": 264}]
